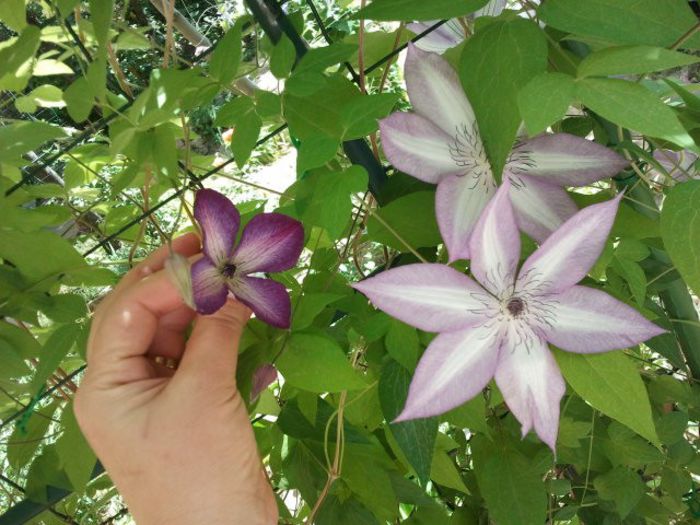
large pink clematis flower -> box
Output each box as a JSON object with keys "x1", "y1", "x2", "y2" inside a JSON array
[
  {"x1": 379, "y1": 44, "x2": 629, "y2": 262},
  {"x1": 352, "y1": 184, "x2": 664, "y2": 450},
  {"x1": 190, "y1": 189, "x2": 304, "y2": 328}
]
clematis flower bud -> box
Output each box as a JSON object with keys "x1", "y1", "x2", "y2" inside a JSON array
[{"x1": 165, "y1": 252, "x2": 195, "y2": 309}]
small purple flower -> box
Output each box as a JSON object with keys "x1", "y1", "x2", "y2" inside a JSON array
[
  {"x1": 380, "y1": 44, "x2": 629, "y2": 262},
  {"x1": 352, "y1": 184, "x2": 664, "y2": 451},
  {"x1": 250, "y1": 363, "x2": 278, "y2": 402},
  {"x1": 190, "y1": 189, "x2": 304, "y2": 329}
]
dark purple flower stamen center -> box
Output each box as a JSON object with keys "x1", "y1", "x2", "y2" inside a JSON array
[
  {"x1": 221, "y1": 262, "x2": 237, "y2": 278},
  {"x1": 506, "y1": 297, "x2": 525, "y2": 317}
]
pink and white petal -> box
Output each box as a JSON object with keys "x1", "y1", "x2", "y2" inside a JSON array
[
  {"x1": 405, "y1": 43, "x2": 477, "y2": 136},
  {"x1": 194, "y1": 189, "x2": 240, "y2": 265},
  {"x1": 351, "y1": 263, "x2": 496, "y2": 333},
  {"x1": 230, "y1": 276, "x2": 291, "y2": 329},
  {"x1": 232, "y1": 213, "x2": 304, "y2": 274},
  {"x1": 518, "y1": 193, "x2": 623, "y2": 295},
  {"x1": 543, "y1": 285, "x2": 666, "y2": 353},
  {"x1": 475, "y1": 0, "x2": 508, "y2": 17},
  {"x1": 379, "y1": 112, "x2": 459, "y2": 183},
  {"x1": 191, "y1": 257, "x2": 228, "y2": 315},
  {"x1": 407, "y1": 20, "x2": 464, "y2": 54},
  {"x1": 508, "y1": 173, "x2": 579, "y2": 243},
  {"x1": 469, "y1": 180, "x2": 520, "y2": 297},
  {"x1": 436, "y1": 173, "x2": 496, "y2": 262},
  {"x1": 508, "y1": 134, "x2": 628, "y2": 187},
  {"x1": 494, "y1": 323, "x2": 565, "y2": 451},
  {"x1": 395, "y1": 322, "x2": 503, "y2": 421}
]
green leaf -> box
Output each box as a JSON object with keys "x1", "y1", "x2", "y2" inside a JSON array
[
  {"x1": 0, "y1": 25, "x2": 40, "y2": 91},
  {"x1": 64, "y1": 78, "x2": 94, "y2": 123},
  {"x1": 0, "y1": 339, "x2": 31, "y2": 378},
  {"x1": 576, "y1": 78, "x2": 694, "y2": 149},
  {"x1": 291, "y1": 293, "x2": 343, "y2": 330},
  {"x1": 216, "y1": 97, "x2": 262, "y2": 167},
  {"x1": 385, "y1": 320, "x2": 419, "y2": 371},
  {"x1": 356, "y1": 0, "x2": 489, "y2": 21},
  {"x1": 296, "y1": 135, "x2": 339, "y2": 174},
  {"x1": 15, "y1": 84, "x2": 64, "y2": 113},
  {"x1": 0, "y1": 120, "x2": 66, "y2": 163},
  {"x1": 471, "y1": 434, "x2": 547, "y2": 525},
  {"x1": 0, "y1": 229, "x2": 87, "y2": 281},
  {"x1": 30, "y1": 324, "x2": 80, "y2": 393},
  {"x1": 366, "y1": 191, "x2": 442, "y2": 250},
  {"x1": 55, "y1": 403, "x2": 97, "y2": 491},
  {"x1": 341, "y1": 93, "x2": 399, "y2": 139},
  {"x1": 554, "y1": 349, "x2": 660, "y2": 445},
  {"x1": 24, "y1": 446, "x2": 73, "y2": 503},
  {"x1": 209, "y1": 23, "x2": 242, "y2": 85},
  {"x1": 518, "y1": 72, "x2": 576, "y2": 135},
  {"x1": 8, "y1": 402, "x2": 60, "y2": 472},
  {"x1": 277, "y1": 333, "x2": 366, "y2": 392},
  {"x1": 0, "y1": 0, "x2": 26, "y2": 31},
  {"x1": 594, "y1": 467, "x2": 645, "y2": 519},
  {"x1": 444, "y1": 395, "x2": 489, "y2": 435},
  {"x1": 379, "y1": 359, "x2": 437, "y2": 484},
  {"x1": 270, "y1": 34, "x2": 296, "y2": 79},
  {"x1": 295, "y1": 42, "x2": 358, "y2": 75},
  {"x1": 538, "y1": 0, "x2": 700, "y2": 49},
  {"x1": 661, "y1": 180, "x2": 700, "y2": 296},
  {"x1": 578, "y1": 46, "x2": 700, "y2": 78},
  {"x1": 295, "y1": 166, "x2": 368, "y2": 238},
  {"x1": 88, "y1": 0, "x2": 113, "y2": 48},
  {"x1": 459, "y1": 19, "x2": 548, "y2": 178}
]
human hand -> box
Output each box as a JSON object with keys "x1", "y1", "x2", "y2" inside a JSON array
[{"x1": 75, "y1": 234, "x2": 278, "y2": 525}]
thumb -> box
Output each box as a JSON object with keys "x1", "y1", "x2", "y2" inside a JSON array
[{"x1": 176, "y1": 298, "x2": 251, "y2": 388}]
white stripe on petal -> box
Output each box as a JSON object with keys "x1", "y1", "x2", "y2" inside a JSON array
[
  {"x1": 379, "y1": 112, "x2": 460, "y2": 183},
  {"x1": 405, "y1": 43, "x2": 477, "y2": 137},
  {"x1": 508, "y1": 173, "x2": 578, "y2": 243},
  {"x1": 469, "y1": 181, "x2": 520, "y2": 298},
  {"x1": 352, "y1": 263, "x2": 496, "y2": 333},
  {"x1": 543, "y1": 285, "x2": 666, "y2": 353},
  {"x1": 436, "y1": 173, "x2": 496, "y2": 262},
  {"x1": 518, "y1": 194, "x2": 623, "y2": 295},
  {"x1": 495, "y1": 322, "x2": 565, "y2": 451},
  {"x1": 395, "y1": 322, "x2": 503, "y2": 421}
]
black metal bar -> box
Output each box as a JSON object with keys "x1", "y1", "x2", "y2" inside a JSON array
[{"x1": 246, "y1": 0, "x2": 388, "y2": 201}]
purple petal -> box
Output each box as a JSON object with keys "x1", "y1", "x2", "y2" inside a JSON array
[
  {"x1": 407, "y1": 20, "x2": 464, "y2": 54},
  {"x1": 436, "y1": 173, "x2": 496, "y2": 262},
  {"x1": 518, "y1": 193, "x2": 623, "y2": 295},
  {"x1": 475, "y1": 0, "x2": 508, "y2": 17},
  {"x1": 405, "y1": 43, "x2": 477, "y2": 136},
  {"x1": 508, "y1": 133, "x2": 629, "y2": 186},
  {"x1": 194, "y1": 189, "x2": 240, "y2": 265},
  {"x1": 191, "y1": 257, "x2": 228, "y2": 315},
  {"x1": 351, "y1": 263, "x2": 496, "y2": 333},
  {"x1": 250, "y1": 363, "x2": 278, "y2": 402},
  {"x1": 508, "y1": 173, "x2": 579, "y2": 243},
  {"x1": 395, "y1": 323, "x2": 502, "y2": 421},
  {"x1": 230, "y1": 276, "x2": 291, "y2": 329},
  {"x1": 543, "y1": 285, "x2": 666, "y2": 353},
  {"x1": 653, "y1": 148, "x2": 697, "y2": 182},
  {"x1": 232, "y1": 213, "x2": 304, "y2": 274},
  {"x1": 494, "y1": 323, "x2": 565, "y2": 451},
  {"x1": 469, "y1": 180, "x2": 520, "y2": 297},
  {"x1": 379, "y1": 112, "x2": 460, "y2": 183}
]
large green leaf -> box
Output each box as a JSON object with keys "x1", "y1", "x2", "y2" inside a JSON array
[
  {"x1": 0, "y1": 121, "x2": 66, "y2": 163},
  {"x1": 661, "y1": 180, "x2": 700, "y2": 296},
  {"x1": 277, "y1": 333, "x2": 366, "y2": 392},
  {"x1": 270, "y1": 34, "x2": 296, "y2": 79},
  {"x1": 578, "y1": 46, "x2": 700, "y2": 78},
  {"x1": 379, "y1": 359, "x2": 437, "y2": 484},
  {"x1": 366, "y1": 191, "x2": 441, "y2": 251},
  {"x1": 356, "y1": 0, "x2": 489, "y2": 21},
  {"x1": 554, "y1": 349, "x2": 660, "y2": 445},
  {"x1": 460, "y1": 19, "x2": 548, "y2": 178},
  {"x1": 0, "y1": 25, "x2": 39, "y2": 91},
  {"x1": 30, "y1": 324, "x2": 80, "y2": 393},
  {"x1": 594, "y1": 467, "x2": 645, "y2": 518},
  {"x1": 88, "y1": 0, "x2": 114, "y2": 49},
  {"x1": 518, "y1": 72, "x2": 576, "y2": 135},
  {"x1": 55, "y1": 403, "x2": 97, "y2": 491},
  {"x1": 576, "y1": 78, "x2": 694, "y2": 149},
  {"x1": 215, "y1": 96, "x2": 261, "y2": 167},
  {"x1": 538, "y1": 0, "x2": 700, "y2": 48},
  {"x1": 209, "y1": 23, "x2": 242, "y2": 85},
  {"x1": 471, "y1": 434, "x2": 547, "y2": 525},
  {"x1": 295, "y1": 166, "x2": 368, "y2": 239}
]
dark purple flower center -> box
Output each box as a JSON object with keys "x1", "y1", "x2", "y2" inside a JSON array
[
  {"x1": 221, "y1": 262, "x2": 237, "y2": 278},
  {"x1": 506, "y1": 297, "x2": 525, "y2": 317}
]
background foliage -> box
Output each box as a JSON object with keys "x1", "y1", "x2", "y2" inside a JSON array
[{"x1": 1, "y1": 0, "x2": 700, "y2": 524}]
